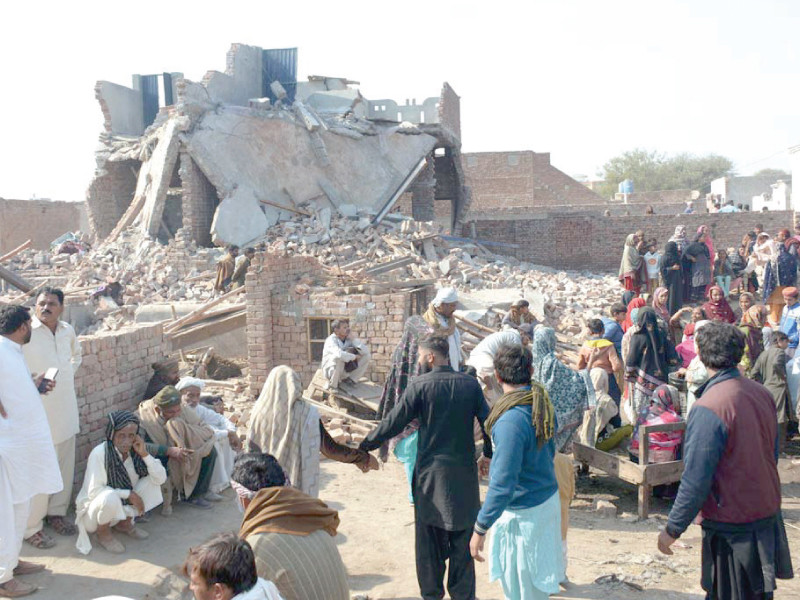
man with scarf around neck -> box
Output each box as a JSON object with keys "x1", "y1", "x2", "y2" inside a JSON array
[
  {"x1": 470, "y1": 343, "x2": 563, "y2": 600},
  {"x1": 658, "y1": 322, "x2": 793, "y2": 598},
  {"x1": 423, "y1": 287, "x2": 463, "y2": 370},
  {"x1": 232, "y1": 453, "x2": 346, "y2": 600},
  {"x1": 360, "y1": 334, "x2": 492, "y2": 600},
  {"x1": 74, "y1": 410, "x2": 167, "y2": 555}
]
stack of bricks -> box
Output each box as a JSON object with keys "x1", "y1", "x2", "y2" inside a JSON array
[
  {"x1": 85, "y1": 160, "x2": 139, "y2": 239},
  {"x1": 72, "y1": 322, "x2": 170, "y2": 490},
  {"x1": 245, "y1": 252, "x2": 431, "y2": 396},
  {"x1": 468, "y1": 210, "x2": 796, "y2": 272}
]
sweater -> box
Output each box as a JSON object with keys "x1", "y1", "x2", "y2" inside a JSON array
[{"x1": 474, "y1": 405, "x2": 558, "y2": 533}]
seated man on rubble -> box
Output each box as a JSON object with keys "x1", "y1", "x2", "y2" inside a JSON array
[
  {"x1": 321, "y1": 318, "x2": 371, "y2": 389},
  {"x1": 74, "y1": 410, "x2": 167, "y2": 555},
  {"x1": 176, "y1": 377, "x2": 241, "y2": 494},
  {"x1": 138, "y1": 386, "x2": 220, "y2": 512},
  {"x1": 466, "y1": 328, "x2": 530, "y2": 406},
  {"x1": 232, "y1": 453, "x2": 349, "y2": 600},
  {"x1": 143, "y1": 357, "x2": 180, "y2": 400},
  {"x1": 501, "y1": 298, "x2": 536, "y2": 337}
]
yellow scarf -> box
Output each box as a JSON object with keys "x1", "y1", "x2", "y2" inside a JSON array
[{"x1": 422, "y1": 303, "x2": 456, "y2": 337}]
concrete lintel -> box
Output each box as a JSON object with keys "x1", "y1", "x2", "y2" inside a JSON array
[{"x1": 139, "y1": 120, "x2": 181, "y2": 237}]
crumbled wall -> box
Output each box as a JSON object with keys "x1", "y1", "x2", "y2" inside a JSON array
[
  {"x1": 178, "y1": 152, "x2": 219, "y2": 247},
  {"x1": 462, "y1": 151, "x2": 604, "y2": 213},
  {"x1": 245, "y1": 253, "x2": 431, "y2": 396},
  {"x1": 467, "y1": 210, "x2": 795, "y2": 271},
  {"x1": 0, "y1": 199, "x2": 90, "y2": 254},
  {"x1": 73, "y1": 322, "x2": 171, "y2": 491},
  {"x1": 86, "y1": 160, "x2": 139, "y2": 239}
]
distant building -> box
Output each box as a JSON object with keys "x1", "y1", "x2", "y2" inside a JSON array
[{"x1": 709, "y1": 175, "x2": 778, "y2": 211}]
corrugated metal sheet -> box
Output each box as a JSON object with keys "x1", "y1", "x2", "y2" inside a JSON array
[
  {"x1": 141, "y1": 75, "x2": 160, "y2": 127},
  {"x1": 262, "y1": 47, "x2": 297, "y2": 103}
]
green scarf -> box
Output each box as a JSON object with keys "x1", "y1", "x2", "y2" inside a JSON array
[{"x1": 485, "y1": 384, "x2": 555, "y2": 448}]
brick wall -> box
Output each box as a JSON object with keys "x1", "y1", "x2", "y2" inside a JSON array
[
  {"x1": 465, "y1": 200, "x2": 691, "y2": 221},
  {"x1": 462, "y1": 151, "x2": 604, "y2": 214},
  {"x1": 468, "y1": 210, "x2": 796, "y2": 272},
  {"x1": 85, "y1": 160, "x2": 139, "y2": 239},
  {"x1": 73, "y1": 322, "x2": 171, "y2": 490},
  {"x1": 0, "y1": 199, "x2": 89, "y2": 254},
  {"x1": 179, "y1": 152, "x2": 219, "y2": 247},
  {"x1": 439, "y1": 82, "x2": 461, "y2": 141},
  {"x1": 245, "y1": 253, "x2": 431, "y2": 396},
  {"x1": 614, "y1": 189, "x2": 695, "y2": 204}
]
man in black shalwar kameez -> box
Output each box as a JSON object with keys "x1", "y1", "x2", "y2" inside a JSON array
[{"x1": 360, "y1": 335, "x2": 492, "y2": 600}]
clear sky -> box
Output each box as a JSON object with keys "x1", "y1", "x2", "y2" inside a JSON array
[{"x1": 1, "y1": 0, "x2": 798, "y2": 201}]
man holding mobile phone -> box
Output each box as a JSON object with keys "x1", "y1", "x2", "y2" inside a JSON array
[
  {"x1": 0, "y1": 305, "x2": 62, "y2": 597},
  {"x1": 22, "y1": 287, "x2": 83, "y2": 549}
]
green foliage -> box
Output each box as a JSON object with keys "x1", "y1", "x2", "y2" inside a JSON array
[
  {"x1": 596, "y1": 148, "x2": 735, "y2": 199},
  {"x1": 753, "y1": 168, "x2": 790, "y2": 181}
]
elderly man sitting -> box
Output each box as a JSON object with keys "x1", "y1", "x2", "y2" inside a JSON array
[
  {"x1": 138, "y1": 386, "x2": 219, "y2": 512},
  {"x1": 232, "y1": 453, "x2": 349, "y2": 600},
  {"x1": 176, "y1": 377, "x2": 241, "y2": 494},
  {"x1": 321, "y1": 318, "x2": 372, "y2": 389},
  {"x1": 75, "y1": 410, "x2": 167, "y2": 554}
]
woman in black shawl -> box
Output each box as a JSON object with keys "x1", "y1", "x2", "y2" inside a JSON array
[
  {"x1": 625, "y1": 307, "x2": 680, "y2": 418},
  {"x1": 660, "y1": 242, "x2": 683, "y2": 316},
  {"x1": 682, "y1": 233, "x2": 712, "y2": 302}
]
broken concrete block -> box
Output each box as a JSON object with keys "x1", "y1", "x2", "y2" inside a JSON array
[
  {"x1": 337, "y1": 203, "x2": 358, "y2": 218},
  {"x1": 270, "y1": 80, "x2": 288, "y2": 101},
  {"x1": 211, "y1": 188, "x2": 270, "y2": 247},
  {"x1": 249, "y1": 98, "x2": 272, "y2": 110},
  {"x1": 593, "y1": 499, "x2": 618, "y2": 518},
  {"x1": 293, "y1": 101, "x2": 320, "y2": 131},
  {"x1": 317, "y1": 206, "x2": 332, "y2": 230}
]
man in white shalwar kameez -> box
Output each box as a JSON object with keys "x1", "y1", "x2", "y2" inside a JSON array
[
  {"x1": 22, "y1": 287, "x2": 82, "y2": 547},
  {"x1": 321, "y1": 319, "x2": 371, "y2": 389},
  {"x1": 424, "y1": 287, "x2": 463, "y2": 370},
  {"x1": 176, "y1": 377, "x2": 241, "y2": 494},
  {"x1": 0, "y1": 305, "x2": 62, "y2": 598},
  {"x1": 75, "y1": 410, "x2": 167, "y2": 555}
]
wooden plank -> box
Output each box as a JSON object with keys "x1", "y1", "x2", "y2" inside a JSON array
[
  {"x1": 163, "y1": 287, "x2": 245, "y2": 333},
  {"x1": 364, "y1": 256, "x2": 416, "y2": 276},
  {"x1": 0, "y1": 264, "x2": 32, "y2": 293},
  {"x1": 168, "y1": 311, "x2": 246, "y2": 349},
  {"x1": 572, "y1": 443, "x2": 644, "y2": 484},
  {"x1": 644, "y1": 461, "x2": 685, "y2": 486},
  {"x1": 421, "y1": 238, "x2": 438, "y2": 262},
  {"x1": 0, "y1": 240, "x2": 32, "y2": 263},
  {"x1": 638, "y1": 484, "x2": 652, "y2": 520},
  {"x1": 454, "y1": 314, "x2": 496, "y2": 335},
  {"x1": 259, "y1": 197, "x2": 311, "y2": 217},
  {"x1": 302, "y1": 396, "x2": 378, "y2": 428}
]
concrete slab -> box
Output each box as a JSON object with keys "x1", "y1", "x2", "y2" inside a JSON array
[
  {"x1": 211, "y1": 187, "x2": 272, "y2": 247},
  {"x1": 139, "y1": 120, "x2": 181, "y2": 238}
]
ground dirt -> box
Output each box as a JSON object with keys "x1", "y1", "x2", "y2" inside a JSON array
[{"x1": 18, "y1": 448, "x2": 800, "y2": 600}]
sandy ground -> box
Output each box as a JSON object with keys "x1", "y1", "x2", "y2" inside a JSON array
[{"x1": 18, "y1": 453, "x2": 800, "y2": 600}]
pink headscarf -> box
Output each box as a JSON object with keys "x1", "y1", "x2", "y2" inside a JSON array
[{"x1": 652, "y1": 286, "x2": 670, "y2": 322}]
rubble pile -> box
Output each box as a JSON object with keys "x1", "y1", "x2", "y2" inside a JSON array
[{"x1": 255, "y1": 211, "x2": 621, "y2": 336}]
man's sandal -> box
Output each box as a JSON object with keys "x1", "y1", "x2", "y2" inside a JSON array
[
  {"x1": 0, "y1": 578, "x2": 37, "y2": 598},
  {"x1": 24, "y1": 530, "x2": 55, "y2": 549},
  {"x1": 46, "y1": 516, "x2": 77, "y2": 536}
]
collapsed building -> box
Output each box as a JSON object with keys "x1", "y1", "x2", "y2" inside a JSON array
[{"x1": 86, "y1": 43, "x2": 470, "y2": 247}]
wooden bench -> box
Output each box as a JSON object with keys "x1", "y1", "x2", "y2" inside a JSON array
[{"x1": 573, "y1": 421, "x2": 686, "y2": 519}]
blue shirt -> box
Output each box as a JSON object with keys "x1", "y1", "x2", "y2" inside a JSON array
[
  {"x1": 779, "y1": 301, "x2": 800, "y2": 349},
  {"x1": 475, "y1": 404, "x2": 558, "y2": 533},
  {"x1": 601, "y1": 317, "x2": 624, "y2": 357}
]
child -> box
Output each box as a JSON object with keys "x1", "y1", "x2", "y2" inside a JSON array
[
  {"x1": 753, "y1": 330, "x2": 790, "y2": 452},
  {"x1": 643, "y1": 241, "x2": 661, "y2": 295},
  {"x1": 713, "y1": 248, "x2": 734, "y2": 297}
]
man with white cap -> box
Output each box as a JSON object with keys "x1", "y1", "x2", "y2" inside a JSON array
[
  {"x1": 423, "y1": 287, "x2": 462, "y2": 370},
  {"x1": 176, "y1": 377, "x2": 241, "y2": 495}
]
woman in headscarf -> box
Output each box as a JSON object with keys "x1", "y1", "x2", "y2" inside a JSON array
[
  {"x1": 74, "y1": 410, "x2": 167, "y2": 554},
  {"x1": 659, "y1": 242, "x2": 683, "y2": 317},
  {"x1": 736, "y1": 292, "x2": 755, "y2": 324},
  {"x1": 675, "y1": 308, "x2": 707, "y2": 366},
  {"x1": 247, "y1": 366, "x2": 376, "y2": 497},
  {"x1": 682, "y1": 320, "x2": 711, "y2": 415},
  {"x1": 531, "y1": 327, "x2": 590, "y2": 452},
  {"x1": 629, "y1": 384, "x2": 683, "y2": 463},
  {"x1": 739, "y1": 305, "x2": 766, "y2": 377},
  {"x1": 682, "y1": 231, "x2": 712, "y2": 302},
  {"x1": 622, "y1": 297, "x2": 646, "y2": 333},
  {"x1": 763, "y1": 229, "x2": 798, "y2": 325},
  {"x1": 624, "y1": 308, "x2": 680, "y2": 419},
  {"x1": 669, "y1": 225, "x2": 689, "y2": 255},
  {"x1": 698, "y1": 224, "x2": 715, "y2": 271},
  {"x1": 701, "y1": 285, "x2": 736, "y2": 323},
  {"x1": 618, "y1": 234, "x2": 643, "y2": 295}
]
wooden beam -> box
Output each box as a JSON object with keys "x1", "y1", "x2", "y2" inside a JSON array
[
  {"x1": 0, "y1": 240, "x2": 32, "y2": 263},
  {"x1": 302, "y1": 396, "x2": 378, "y2": 428},
  {"x1": 259, "y1": 197, "x2": 311, "y2": 217},
  {"x1": 364, "y1": 256, "x2": 416, "y2": 276},
  {"x1": 454, "y1": 314, "x2": 496, "y2": 335},
  {"x1": 0, "y1": 264, "x2": 32, "y2": 293},
  {"x1": 163, "y1": 287, "x2": 245, "y2": 333}
]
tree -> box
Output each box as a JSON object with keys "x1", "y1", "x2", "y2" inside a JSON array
[
  {"x1": 753, "y1": 168, "x2": 790, "y2": 181},
  {"x1": 596, "y1": 148, "x2": 735, "y2": 199}
]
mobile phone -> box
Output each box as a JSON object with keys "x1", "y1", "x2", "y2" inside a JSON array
[{"x1": 37, "y1": 368, "x2": 59, "y2": 393}]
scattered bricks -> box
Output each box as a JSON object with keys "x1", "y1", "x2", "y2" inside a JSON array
[{"x1": 593, "y1": 499, "x2": 618, "y2": 518}]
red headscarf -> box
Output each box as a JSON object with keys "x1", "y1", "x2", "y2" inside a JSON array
[
  {"x1": 702, "y1": 286, "x2": 736, "y2": 323},
  {"x1": 623, "y1": 297, "x2": 647, "y2": 332},
  {"x1": 698, "y1": 225, "x2": 715, "y2": 266}
]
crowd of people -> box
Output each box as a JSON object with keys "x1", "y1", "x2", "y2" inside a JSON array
[{"x1": 0, "y1": 257, "x2": 796, "y2": 599}]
